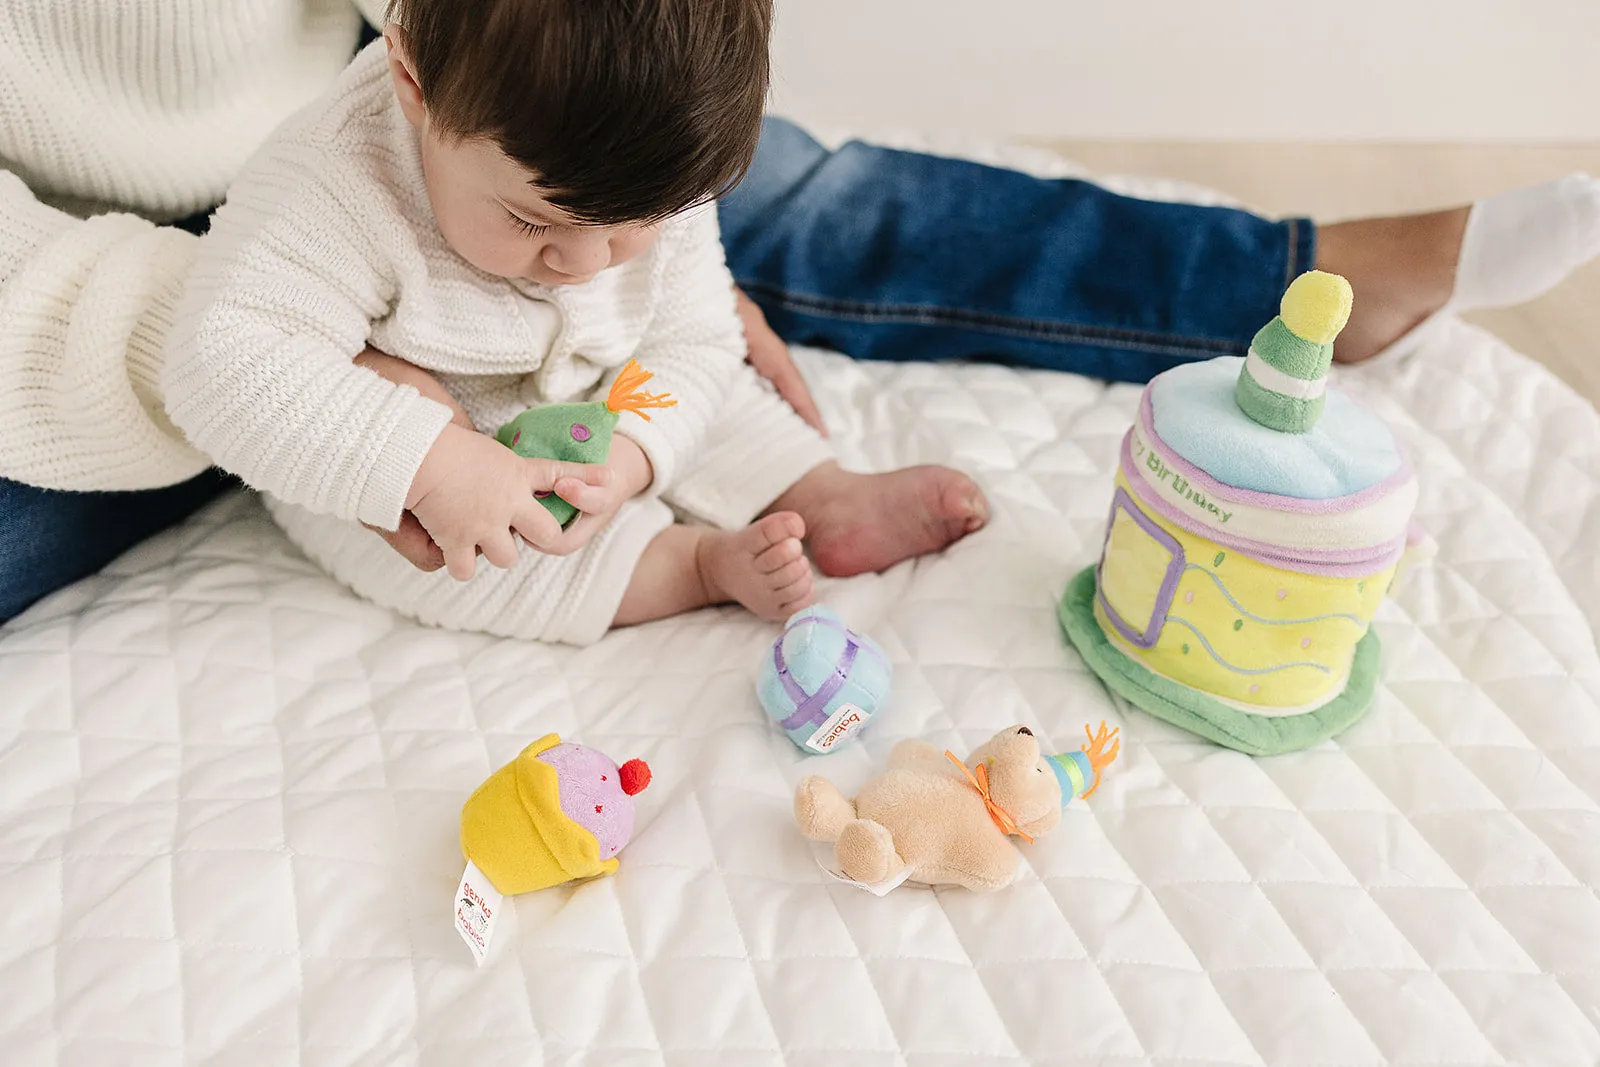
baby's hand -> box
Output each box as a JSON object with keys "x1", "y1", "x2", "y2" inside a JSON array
[
  {"x1": 544, "y1": 435, "x2": 655, "y2": 555},
  {"x1": 406, "y1": 422, "x2": 611, "y2": 580}
]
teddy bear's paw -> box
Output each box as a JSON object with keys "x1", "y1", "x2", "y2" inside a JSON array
[
  {"x1": 837, "y1": 819, "x2": 905, "y2": 885},
  {"x1": 918, "y1": 859, "x2": 1018, "y2": 892},
  {"x1": 794, "y1": 776, "x2": 855, "y2": 842}
]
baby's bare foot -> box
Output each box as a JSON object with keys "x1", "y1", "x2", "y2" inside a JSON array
[
  {"x1": 777, "y1": 463, "x2": 988, "y2": 578},
  {"x1": 695, "y1": 511, "x2": 815, "y2": 621}
]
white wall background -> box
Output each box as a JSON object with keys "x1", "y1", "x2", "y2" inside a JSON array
[{"x1": 769, "y1": 0, "x2": 1600, "y2": 141}]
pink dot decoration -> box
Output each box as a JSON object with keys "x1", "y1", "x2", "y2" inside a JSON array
[
  {"x1": 570, "y1": 423, "x2": 592, "y2": 443},
  {"x1": 1301, "y1": 637, "x2": 1311, "y2": 649},
  {"x1": 1249, "y1": 684, "x2": 1260, "y2": 695},
  {"x1": 1184, "y1": 591, "x2": 1194, "y2": 604},
  {"x1": 1277, "y1": 589, "x2": 1288, "y2": 600},
  {"x1": 511, "y1": 429, "x2": 521, "y2": 447}
]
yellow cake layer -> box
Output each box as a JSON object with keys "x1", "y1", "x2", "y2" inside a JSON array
[{"x1": 1097, "y1": 473, "x2": 1395, "y2": 708}]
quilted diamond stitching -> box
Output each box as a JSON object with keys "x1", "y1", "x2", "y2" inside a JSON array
[{"x1": 0, "y1": 263, "x2": 1597, "y2": 1065}]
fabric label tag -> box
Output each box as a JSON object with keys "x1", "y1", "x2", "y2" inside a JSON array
[
  {"x1": 454, "y1": 860, "x2": 503, "y2": 966},
  {"x1": 805, "y1": 702, "x2": 870, "y2": 753},
  {"x1": 817, "y1": 858, "x2": 914, "y2": 896}
]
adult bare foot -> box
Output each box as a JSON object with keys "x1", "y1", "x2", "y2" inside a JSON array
[
  {"x1": 773, "y1": 462, "x2": 989, "y2": 578},
  {"x1": 1317, "y1": 208, "x2": 1465, "y2": 364},
  {"x1": 696, "y1": 511, "x2": 815, "y2": 620},
  {"x1": 1318, "y1": 174, "x2": 1600, "y2": 364}
]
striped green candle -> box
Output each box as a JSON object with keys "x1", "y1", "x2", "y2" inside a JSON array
[{"x1": 1236, "y1": 270, "x2": 1354, "y2": 434}]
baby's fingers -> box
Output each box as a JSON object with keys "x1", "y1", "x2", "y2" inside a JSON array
[
  {"x1": 439, "y1": 538, "x2": 479, "y2": 581},
  {"x1": 546, "y1": 511, "x2": 604, "y2": 555},
  {"x1": 523, "y1": 457, "x2": 611, "y2": 493},
  {"x1": 552, "y1": 475, "x2": 611, "y2": 514},
  {"x1": 511, "y1": 500, "x2": 563, "y2": 552},
  {"x1": 481, "y1": 529, "x2": 521, "y2": 570}
]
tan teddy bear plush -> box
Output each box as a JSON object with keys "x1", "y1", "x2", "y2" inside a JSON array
[{"x1": 794, "y1": 722, "x2": 1120, "y2": 891}]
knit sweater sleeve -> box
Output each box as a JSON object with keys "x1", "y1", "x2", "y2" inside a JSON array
[
  {"x1": 610, "y1": 206, "x2": 749, "y2": 492},
  {"x1": 0, "y1": 169, "x2": 213, "y2": 490},
  {"x1": 162, "y1": 137, "x2": 453, "y2": 530}
]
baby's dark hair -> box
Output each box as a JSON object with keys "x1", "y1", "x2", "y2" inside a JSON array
[{"x1": 386, "y1": 0, "x2": 772, "y2": 225}]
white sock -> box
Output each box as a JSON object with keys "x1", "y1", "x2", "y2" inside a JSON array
[
  {"x1": 1374, "y1": 172, "x2": 1600, "y2": 360},
  {"x1": 1453, "y1": 173, "x2": 1600, "y2": 311}
]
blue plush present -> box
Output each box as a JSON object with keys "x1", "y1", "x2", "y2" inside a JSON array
[{"x1": 757, "y1": 606, "x2": 892, "y2": 754}]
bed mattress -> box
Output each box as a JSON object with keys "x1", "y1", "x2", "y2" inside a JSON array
[{"x1": 2, "y1": 158, "x2": 1597, "y2": 1066}]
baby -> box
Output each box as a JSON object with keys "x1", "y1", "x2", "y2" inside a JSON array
[{"x1": 165, "y1": 0, "x2": 986, "y2": 645}]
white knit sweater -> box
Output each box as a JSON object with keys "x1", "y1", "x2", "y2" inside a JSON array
[
  {"x1": 164, "y1": 42, "x2": 774, "y2": 533},
  {"x1": 0, "y1": 0, "x2": 388, "y2": 490}
]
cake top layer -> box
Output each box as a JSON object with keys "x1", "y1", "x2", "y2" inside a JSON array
[{"x1": 1149, "y1": 357, "x2": 1405, "y2": 500}]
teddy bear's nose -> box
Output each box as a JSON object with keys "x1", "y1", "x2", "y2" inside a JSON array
[{"x1": 1016, "y1": 726, "x2": 1033, "y2": 736}]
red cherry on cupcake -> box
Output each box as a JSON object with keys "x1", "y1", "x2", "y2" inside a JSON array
[{"x1": 619, "y1": 759, "x2": 651, "y2": 796}]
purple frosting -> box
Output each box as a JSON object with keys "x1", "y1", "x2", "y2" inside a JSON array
[{"x1": 536, "y1": 743, "x2": 637, "y2": 858}]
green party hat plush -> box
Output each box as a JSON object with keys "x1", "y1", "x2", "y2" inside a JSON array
[
  {"x1": 1234, "y1": 270, "x2": 1353, "y2": 434},
  {"x1": 496, "y1": 359, "x2": 675, "y2": 526}
]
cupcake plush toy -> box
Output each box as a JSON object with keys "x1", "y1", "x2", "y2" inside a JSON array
[
  {"x1": 460, "y1": 734, "x2": 652, "y2": 895},
  {"x1": 1059, "y1": 271, "x2": 1430, "y2": 756}
]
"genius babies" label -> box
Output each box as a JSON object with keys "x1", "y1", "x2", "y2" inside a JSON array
[
  {"x1": 806, "y1": 703, "x2": 871, "y2": 753},
  {"x1": 454, "y1": 860, "x2": 504, "y2": 966}
]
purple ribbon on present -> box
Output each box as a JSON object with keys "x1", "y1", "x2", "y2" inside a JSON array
[{"x1": 772, "y1": 613, "x2": 885, "y2": 732}]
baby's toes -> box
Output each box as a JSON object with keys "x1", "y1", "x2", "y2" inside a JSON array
[
  {"x1": 748, "y1": 510, "x2": 806, "y2": 554},
  {"x1": 766, "y1": 554, "x2": 811, "y2": 593},
  {"x1": 755, "y1": 534, "x2": 805, "y2": 574},
  {"x1": 773, "y1": 560, "x2": 816, "y2": 615}
]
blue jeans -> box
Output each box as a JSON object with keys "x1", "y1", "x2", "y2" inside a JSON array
[
  {"x1": 719, "y1": 118, "x2": 1315, "y2": 384},
  {"x1": 0, "y1": 118, "x2": 1314, "y2": 622}
]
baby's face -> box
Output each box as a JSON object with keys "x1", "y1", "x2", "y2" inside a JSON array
[{"x1": 415, "y1": 129, "x2": 662, "y2": 287}]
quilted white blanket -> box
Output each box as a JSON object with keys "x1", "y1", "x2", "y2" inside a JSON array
[{"x1": 3, "y1": 163, "x2": 1599, "y2": 1066}]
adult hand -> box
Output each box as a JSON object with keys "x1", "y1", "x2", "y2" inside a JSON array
[
  {"x1": 370, "y1": 511, "x2": 446, "y2": 573},
  {"x1": 735, "y1": 287, "x2": 827, "y2": 437}
]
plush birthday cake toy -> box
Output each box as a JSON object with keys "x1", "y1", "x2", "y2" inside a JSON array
[
  {"x1": 497, "y1": 359, "x2": 676, "y2": 526},
  {"x1": 1059, "y1": 271, "x2": 1431, "y2": 756},
  {"x1": 460, "y1": 734, "x2": 652, "y2": 895}
]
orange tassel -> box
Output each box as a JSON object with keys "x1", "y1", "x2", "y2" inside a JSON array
[
  {"x1": 1078, "y1": 721, "x2": 1120, "y2": 799},
  {"x1": 605, "y1": 359, "x2": 678, "y2": 421}
]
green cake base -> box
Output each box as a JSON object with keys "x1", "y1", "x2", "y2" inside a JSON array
[{"x1": 1058, "y1": 566, "x2": 1380, "y2": 756}]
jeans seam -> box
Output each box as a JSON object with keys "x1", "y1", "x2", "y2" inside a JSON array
[
  {"x1": 1288, "y1": 218, "x2": 1316, "y2": 282},
  {"x1": 736, "y1": 282, "x2": 1247, "y2": 359},
  {"x1": 1285, "y1": 220, "x2": 1299, "y2": 289}
]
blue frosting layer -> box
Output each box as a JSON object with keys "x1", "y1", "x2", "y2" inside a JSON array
[{"x1": 1149, "y1": 358, "x2": 1402, "y2": 500}]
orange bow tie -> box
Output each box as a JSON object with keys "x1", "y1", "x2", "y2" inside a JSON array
[{"x1": 945, "y1": 750, "x2": 1034, "y2": 843}]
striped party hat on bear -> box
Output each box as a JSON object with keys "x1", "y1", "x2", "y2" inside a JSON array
[
  {"x1": 1044, "y1": 722, "x2": 1120, "y2": 804},
  {"x1": 1235, "y1": 270, "x2": 1354, "y2": 434}
]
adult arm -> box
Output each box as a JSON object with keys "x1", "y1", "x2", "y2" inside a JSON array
[
  {"x1": 735, "y1": 286, "x2": 827, "y2": 436},
  {"x1": 0, "y1": 170, "x2": 211, "y2": 490}
]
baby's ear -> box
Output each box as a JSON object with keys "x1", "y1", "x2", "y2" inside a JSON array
[{"x1": 384, "y1": 26, "x2": 427, "y2": 129}]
